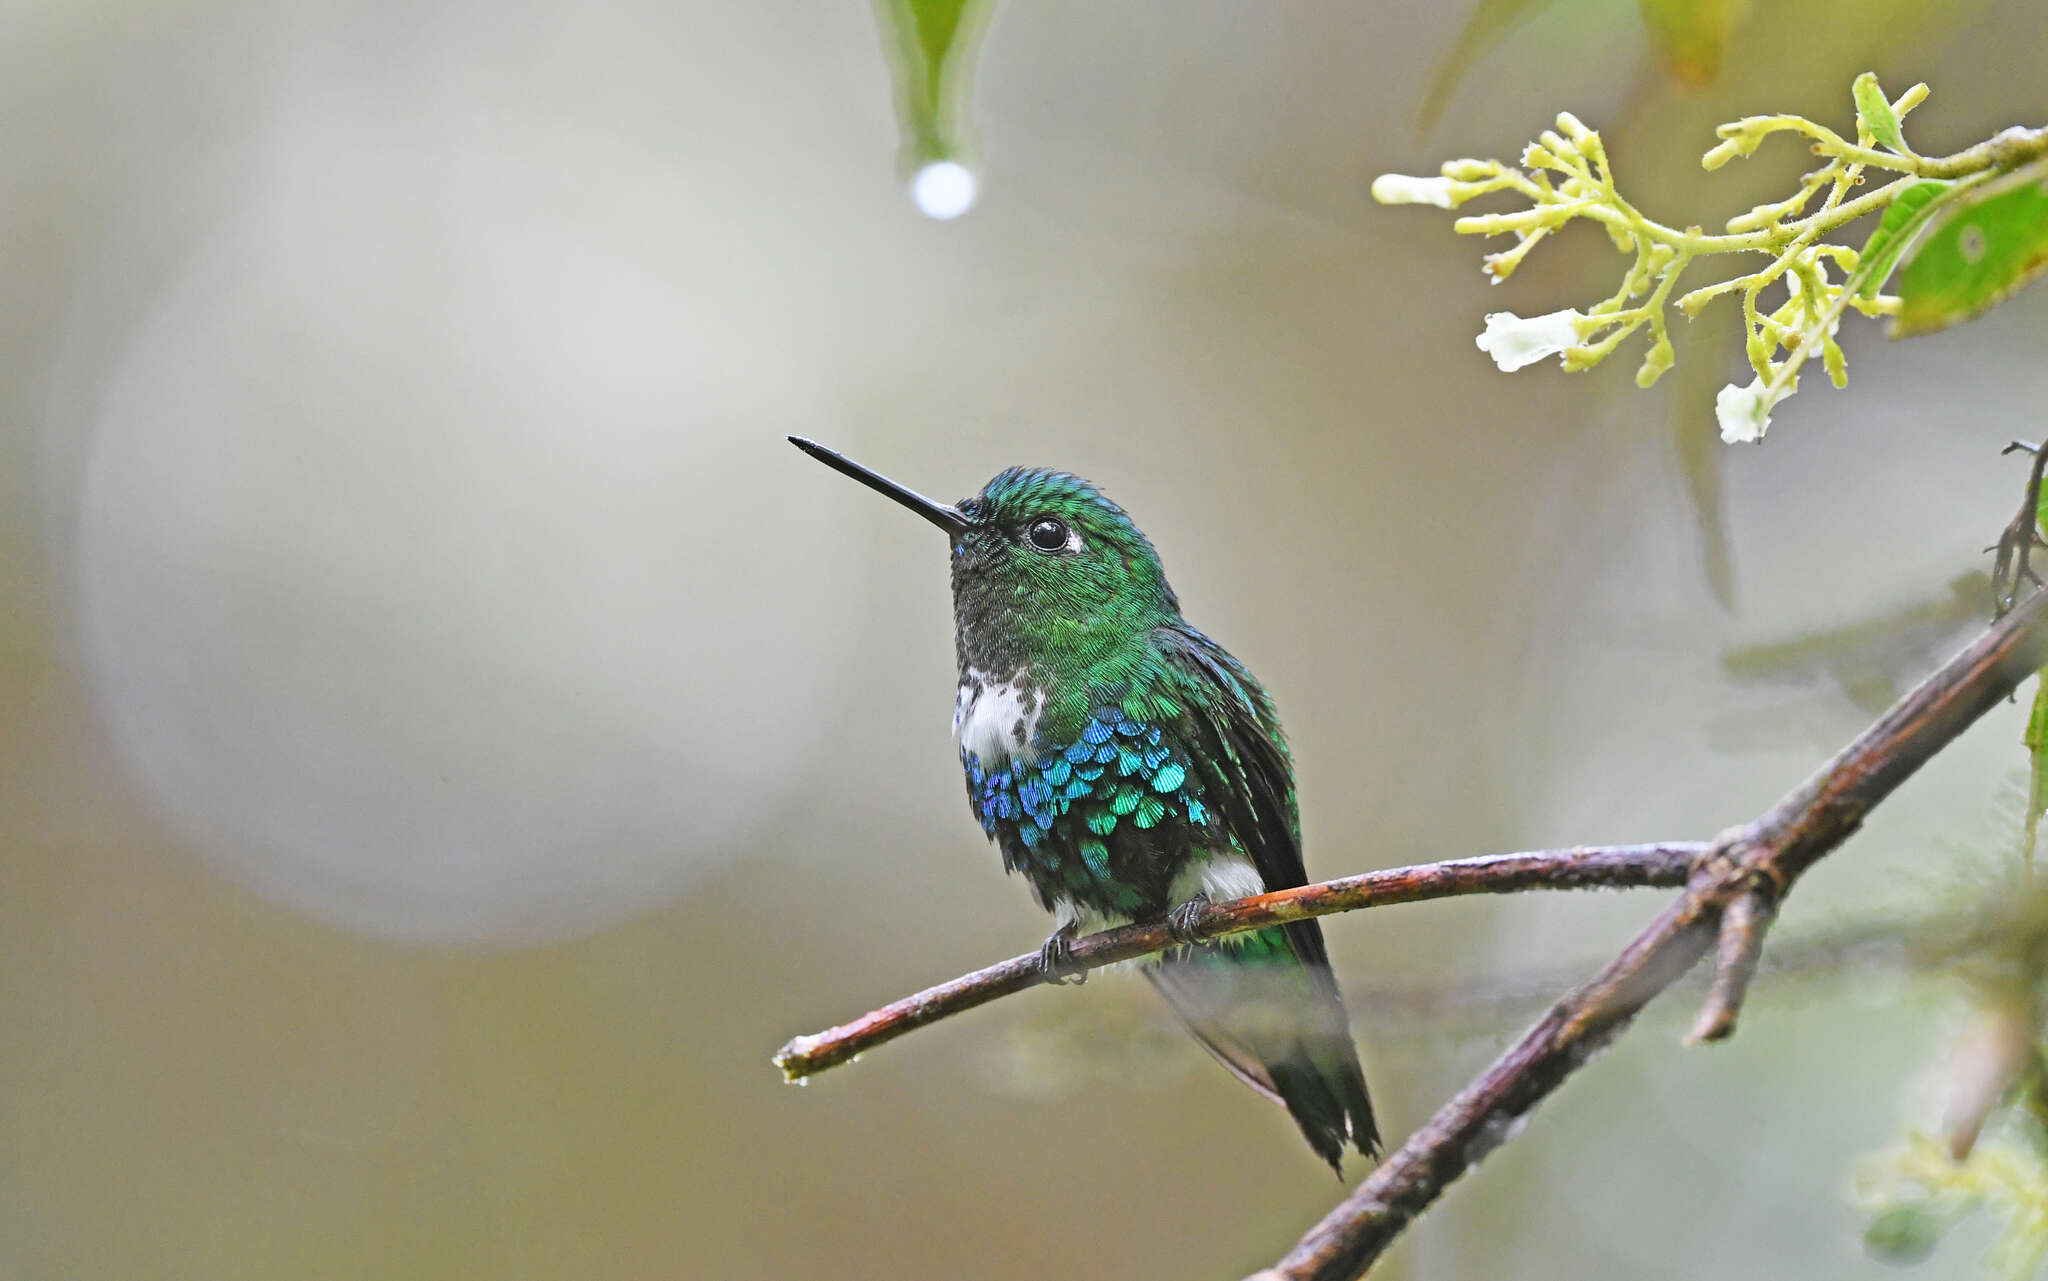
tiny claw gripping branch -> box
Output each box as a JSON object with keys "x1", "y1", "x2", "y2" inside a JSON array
[
  {"x1": 1037, "y1": 922, "x2": 1088, "y2": 985},
  {"x1": 1166, "y1": 892, "x2": 1211, "y2": 945}
]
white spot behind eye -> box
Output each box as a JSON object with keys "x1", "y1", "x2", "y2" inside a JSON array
[{"x1": 1025, "y1": 517, "x2": 1083, "y2": 554}]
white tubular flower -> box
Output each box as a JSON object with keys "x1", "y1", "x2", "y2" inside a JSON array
[
  {"x1": 1715, "y1": 375, "x2": 1796, "y2": 443},
  {"x1": 1370, "y1": 174, "x2": 1459, "y2": 208},
  {"x1": 1474, "y1": 308, "x2": 1587, "y2": 372}
]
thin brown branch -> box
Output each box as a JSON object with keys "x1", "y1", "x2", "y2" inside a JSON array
[
  {"x1": 1250, "y1": 583, "x2": 2048, "y2": 1281},
  {"x1": 1687, "y1": 887, "x2": 1775, "y2": 1044},
  {"x1": 773, "y1": 843, "x2": 1705, "y2": 1081}
]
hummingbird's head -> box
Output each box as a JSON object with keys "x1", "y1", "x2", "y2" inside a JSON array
[
  {"x1": 788, "y1": 438, "x2": 1178, "y2": 674},
  {"x1": 951, "y1": 464, "x2": 1177, "y2": 631}
]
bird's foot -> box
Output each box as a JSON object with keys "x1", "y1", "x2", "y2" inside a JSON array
[
  {"x1": 1037, "y1": 922, "x2": 1087, "y2": 985},
  {"x1": 1166, "y1": 893, "x2": 1212, "y2": 946}
]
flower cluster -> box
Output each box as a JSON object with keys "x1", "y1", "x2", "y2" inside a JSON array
[{"x1": 1373, "y1": 76, "x2": 2004, "y2": 443}]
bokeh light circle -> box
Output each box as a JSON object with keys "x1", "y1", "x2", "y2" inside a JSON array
[{"x1": 74, "y1": 109, "x2": 858, "y2": 943}]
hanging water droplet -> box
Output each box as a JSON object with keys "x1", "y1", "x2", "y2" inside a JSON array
[
  {"x1": 874, "y1": 0, "x2": 994, "y2": 218},
  {"x1": 910, "y1": 160, "x2": 978, "y2": 220}
]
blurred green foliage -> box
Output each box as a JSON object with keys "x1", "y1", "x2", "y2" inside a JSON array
[
  {"x1": 1858, "y1": 1117, "x2": 2048, "y2": 1275},
  {"x1": 1421, "y1": 0, "x2": 1753, "y2": 129},
  {"x1": 1719, "y1": 573, "x2": 1986, "y2": 716}
]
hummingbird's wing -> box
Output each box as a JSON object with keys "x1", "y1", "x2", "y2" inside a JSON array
[
  {"x1": 1151, "y1": 624, "x2": 1307, "y2": 893},
  {"x1": 1150, "y1": 625, "x2": 1380, "y2": 1166}
]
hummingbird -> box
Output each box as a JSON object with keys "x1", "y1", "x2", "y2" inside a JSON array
[{"x1": 789, "y1": 436, "x2": 1379, "y2": 1171}]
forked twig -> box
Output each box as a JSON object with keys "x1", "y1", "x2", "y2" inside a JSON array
[{"x1": 1250, "y1": 585, "x2": 2048, "y2": 1281}]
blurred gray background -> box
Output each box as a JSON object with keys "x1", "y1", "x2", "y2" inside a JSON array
[{"x1": 4, "y1": 1, "x2": 2047, "y2": 1277}]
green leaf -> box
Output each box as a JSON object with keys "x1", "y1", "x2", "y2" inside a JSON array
[
  {"x1": 2028, "y1": 672, "x2": 2048, "y2": 868},
  {"x1": 874, "y1": 0, "x2": 997, "y2": 169},
  {"x1": 1893, "y1": 158, "x2": 2048, "y2": 337},
  {"x1": 1863, "y1": 1204, "x2": 1951, "y2": 1265},
  {"x1": 1852, "y1": 72, "x2": 1907, "y2": 154},
  {"x1": 1854, "y1": 180, "x2": 1951, "y2": 298}
]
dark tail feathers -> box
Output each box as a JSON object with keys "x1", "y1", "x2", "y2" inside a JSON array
[{"x1": 1145, "y1": 924, "x2": 1378, "y2": 1172}]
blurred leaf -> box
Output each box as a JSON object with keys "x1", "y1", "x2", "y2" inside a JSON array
[
  {"x1": 1856, "y1": 181, "x2": 1952, "y2": 298},
  {"x1": 1420, "y1": 0, "x2": 1753, "y2": 130},
  {"x1": 1720, "y1": 572, "x2": 1988, "y2": 716},
  {"x1": 1941, "y1": 999, "x2": 2039, "y2": 1160},
  {"x1": 1863, "y1": 1203, "x2": 1953, "y2": 1264},
  {"x1": 1636, "y1": 0, "x2": 1750, "y2": 86},
  {"x1": 1853, "y1": 71, "x2": 1908, "y2": 154},
  {"x1": 874, "y1": 0, "x2": 997, "y2": 168},
  {"x1": 1416, "y1": 0, "x2": 1560, "y2": 132},
  {"x1": 1893, "y1": 158, "x2": 2048, "y2": 337},
  {"x1": 2026, "y1": 675, "x2": 2048, "y2": 867},
  {"x1": 1671, "y1": 322, "x2": 1741, "y2": 609}
]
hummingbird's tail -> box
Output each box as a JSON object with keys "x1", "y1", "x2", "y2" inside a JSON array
[{"x1": 1145, "y1": 922, "x2": 1379, "y2": 1173}]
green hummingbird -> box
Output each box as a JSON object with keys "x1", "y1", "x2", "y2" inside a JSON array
[{"x1": 790, "y1": 437, "x2": 1379, "y2": 1171}]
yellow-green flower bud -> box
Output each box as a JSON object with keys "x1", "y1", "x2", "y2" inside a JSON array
[
  {"x1": 1440, "y1": 159, "x2": 1497, "y2": 182},
  {"x1": 1481, "y1": 231, "x2": 1545, "y2": 283},
  {"x1": 1701, "y1": 119, "x2": 1769, "y2": 171},
  {"x1": 1636, "y1": 331, "x2": 1675, "y2": 388},
  {"x1": 1822, "y1": 332, "x2": 1848, "y2": 388}
]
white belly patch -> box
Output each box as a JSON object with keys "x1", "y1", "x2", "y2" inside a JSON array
[
  {"x1": 1167, "y1": 852, "x2": 1267, "y2": 906},
  {"x1": 954, "y1": 668, "x2": 1044, "y2": 764}
]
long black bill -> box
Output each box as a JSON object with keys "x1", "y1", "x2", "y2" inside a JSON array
[{"x1": 788, "y1": 436, "x2": 971, "y2": 536}]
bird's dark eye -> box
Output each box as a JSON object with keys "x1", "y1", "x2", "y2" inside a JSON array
[{"x1": 1026, "y1": 517, "x2": 1069, "y2": 552}]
